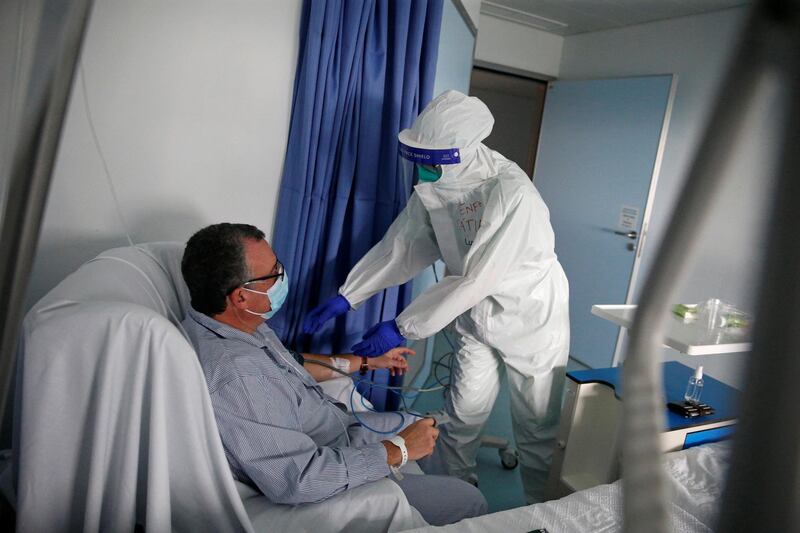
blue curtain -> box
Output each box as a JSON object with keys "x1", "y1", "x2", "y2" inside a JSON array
[{"x1": 270, "y1": 0, "x2": 443, "y2": 410}]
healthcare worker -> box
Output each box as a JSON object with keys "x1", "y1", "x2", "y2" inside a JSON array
[{"x1": 303, "y1": 90, "x2": 569, "y2": 503}]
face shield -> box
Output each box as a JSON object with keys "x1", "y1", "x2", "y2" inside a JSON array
[
  {"x1": 397, "y1": 134, "x2": 461, "y2": 187},
  {"x1": 398, "y1": 158, "x2": 444, "y2": 188}
]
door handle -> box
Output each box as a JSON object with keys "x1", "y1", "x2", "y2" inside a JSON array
[{"x1": 613, "y1": 230, "x2": 638, "y2": 240}]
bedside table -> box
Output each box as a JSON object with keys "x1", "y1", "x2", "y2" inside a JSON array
[{"x1": 545, "y1": 361, "x2": 739, "y2": 499}]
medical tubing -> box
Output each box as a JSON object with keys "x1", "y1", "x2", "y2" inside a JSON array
[
  {"x1": 305, "y1": 358, "x2": 434, "y2": 434},
  {"x1": 304, "y1": 359, "x2": 440, "y2": 434},
  {"x1": 79, "y1": 61, "x2": 192, "y2": 341},
  {"x1": 432, "y1": 353, "x2": 453, "y2": 389},
  {"x1": 303, "y1": 358, "x2": 444, "y2": 393},
  {"x1": 349, "y1": 378, "x2": 430, "y2": 434},
  {"x1": 348, "y1": 384, "x2": 405, "y2": 434},
  {"x1": 620, "y1": 11, "x2": 766, "y2": 533},
  {"x1": 79, "y1": 63, "x2": 134, "y2": 249}
]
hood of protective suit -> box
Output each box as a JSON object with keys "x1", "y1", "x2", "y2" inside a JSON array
[
  {"x1": 399, "y1": 90, "x2": 493, "y2": 153},
  {"x1": 399, "y1": 90, "x2": 502, "y2": 184}
]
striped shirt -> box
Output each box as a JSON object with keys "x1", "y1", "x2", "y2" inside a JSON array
[{"x1": 183, "y1": 308, "x2": 391, "y2": 505}]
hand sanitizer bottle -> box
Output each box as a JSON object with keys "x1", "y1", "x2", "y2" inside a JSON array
[{"x1": 684, "y1": 366, "x2": 704, "y2": 404}]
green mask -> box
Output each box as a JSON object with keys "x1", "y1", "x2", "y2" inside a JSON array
[{"x1": 417, "y1": 164, "x2": 442, "y2": 183}]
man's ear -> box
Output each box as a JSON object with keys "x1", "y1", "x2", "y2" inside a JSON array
[{"x1": 228, "y1": 287, "x2": 249, "y2": 310}]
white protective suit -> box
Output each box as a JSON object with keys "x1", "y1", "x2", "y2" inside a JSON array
[{"x1": 339, "y1": 90, "x2": 570, "y2": 503}]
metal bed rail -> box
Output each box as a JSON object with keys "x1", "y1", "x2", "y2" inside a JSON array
[{"x1": 621, "y1": 1, "x2": 799, "y2": 531}]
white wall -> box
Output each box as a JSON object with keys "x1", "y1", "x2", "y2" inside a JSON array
[
  {"x1": 560, "y1": 7, "x2": 780, "y2": 387},
  {"x1": 433, "y1": 0, "x2": 477, "y2": 97},
  {"x1": 457, "y1": 0, "x2": 481, "y2": 31},
  {"x1": 25, "y1": 0, "x2": 302, "y2": 309},
  {"x1": 475, "y1": 15, "x2": 563, "y2": 78}
]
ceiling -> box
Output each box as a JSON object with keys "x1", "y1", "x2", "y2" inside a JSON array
[{"x1": 480, "y1": 0, "x2": 749, "y2": 35}]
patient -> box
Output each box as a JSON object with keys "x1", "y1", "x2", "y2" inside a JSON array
[{"x1": 180, "y1": 223, "x2": 487, "y2": 526}]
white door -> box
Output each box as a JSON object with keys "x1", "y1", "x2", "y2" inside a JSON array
[{"x1": 533, "y1": 75, "x2": 676, "y2": 368}]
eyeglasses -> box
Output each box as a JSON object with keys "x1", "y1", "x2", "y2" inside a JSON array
[{"x1": 242, "y1": 260, "x2": 284, "y2": 287}]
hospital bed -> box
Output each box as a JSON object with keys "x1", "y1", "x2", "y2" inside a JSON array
[
  {"x1": 4, "y1": 242, "x2": 429, "y2": 532},
  {"x1": 402, "y1": 441, "x2": 731, "y2": 533}
]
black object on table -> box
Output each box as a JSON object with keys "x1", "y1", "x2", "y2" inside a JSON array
[{"x1": 667, "y1": 401, "x2": 715, "y2": 418}]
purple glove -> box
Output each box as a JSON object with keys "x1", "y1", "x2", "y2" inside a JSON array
[
  {"x1": 351, "y1": 320, "x2": 405, "y2": 356},
  {"x1": 302, "y1": 295, "x2": 351, "y2": 334}
]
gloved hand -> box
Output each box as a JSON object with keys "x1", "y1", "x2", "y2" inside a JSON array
[
  {"x1": 302, "y1": 294, "x2": 352, "y2": 334},
  {"x1": 351, "y1": 320, "x2": 405, "y2": 356}
]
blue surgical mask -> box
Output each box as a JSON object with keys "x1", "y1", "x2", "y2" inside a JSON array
[
  {"x1": 417, "y1": 164, "x2": 442, "y2": 183},
  {"x1": 243, "y1": 271, "x2": 289, "y2": 319}
]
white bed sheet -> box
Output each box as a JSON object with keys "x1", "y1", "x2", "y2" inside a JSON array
[{"x1": 403, "y1": 442, "x2": 732, "y2": 533}]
